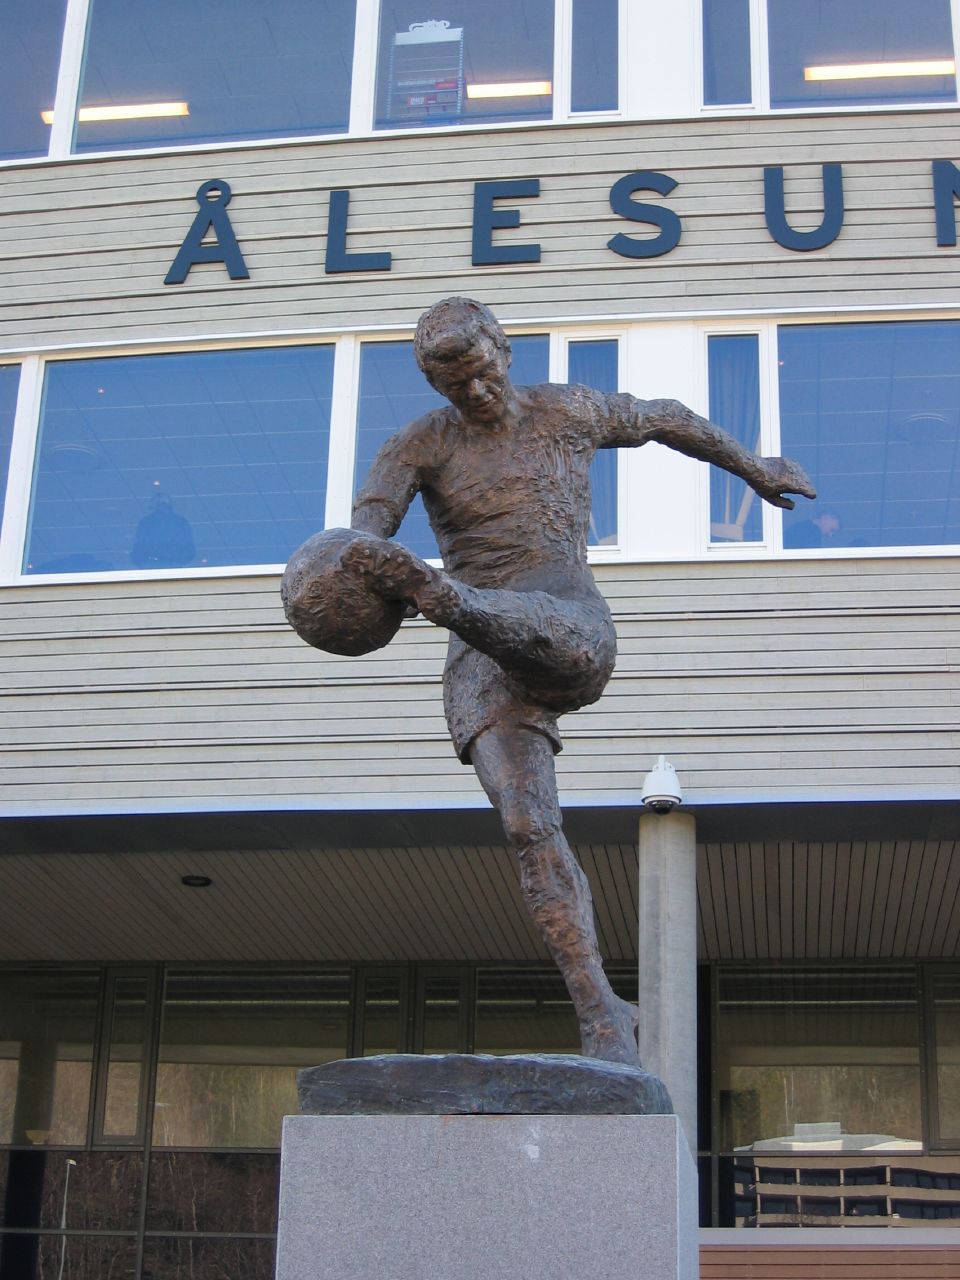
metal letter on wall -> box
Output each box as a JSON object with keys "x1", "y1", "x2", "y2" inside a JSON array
[
  {"x1": 606, "y1": 172, "x2": 682, "y2": 259},
  {"x1": 933, "y1": 160, "x2": 960, "y2": 247},
  {"x1": 472, "y1": 179, "x2": 542, "y2": 265},
  {"x1": 164, "y1": 180, "x2": 250, "y2": 284},
  {"x1": 764, "y1": 163, "x2": 844, "y2": 252},
  {"x1": 325, "y1": 190, "x2": 393, "y2": 274}
]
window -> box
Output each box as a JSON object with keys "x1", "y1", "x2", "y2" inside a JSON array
[
  {"x1": 778, "y1": 321, "x2": 960, "y2": 550},
  {"x1": 568, "y1": 339, "x2": 619, "y2": 545},
  {"x1": 707, "y1": 334, "x2": 762, "y2": 544},
  {"x1": 0, "y1": 366, "x2": 19, "y2": 533},
  {"x1": 153, "y1": 971, "x2": 350, "y2": 1148},
  {"x1": 375, "y1": 2, "x2": 554, "y2": 129},
  {"x1": 931, "y1": 971, "x2": 960, "y2": 1145},
  {"x1": 717, "y1": 966, "x2": 922, "y2": 1152},
  {"x1": 570, "y1": 0, "x2": 619, "y2": 113},
  {"x1": 0, "y1": 1, "x2": 68, "y2": 159},
  {"x1": 24, "y1": 345, "x2": 334, "y2": 575},
  {"x1": 703, "y1": 0, "x2": 958, "y2": 109},
  {"x1": 75, "y1": 0, "x2": 357, "y2": 151}
]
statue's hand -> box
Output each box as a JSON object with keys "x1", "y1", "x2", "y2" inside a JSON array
[{"x1": 755, "y1": 457, "x2": 817, "y2": 510}]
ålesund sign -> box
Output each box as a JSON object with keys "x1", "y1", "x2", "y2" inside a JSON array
[{"x1": 164, "y1": 162, "x2": 960, "y2": 285}]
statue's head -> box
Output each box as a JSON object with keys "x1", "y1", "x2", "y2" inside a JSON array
[{"x1": 414, "y1": 298, "x2": 514, "y2": 423}]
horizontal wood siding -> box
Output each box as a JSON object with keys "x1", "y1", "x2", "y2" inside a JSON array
[
  {"x1": 699, "y1": 1244, "x2": 960, "y2": 1278},
  {"x1": 0, "y1": 110, "x2": 958, "y2": 350},
  {"x1": 1, "y1": 556, "x2": 957, "y2": 812}
]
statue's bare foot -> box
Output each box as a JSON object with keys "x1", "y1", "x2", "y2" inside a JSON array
[
  {"x1": 341, "y1": 535, "x2": 458, "y2": 616},
  {"x1": 581, "y1": 995, "x2": 641, "y2": 1066}
]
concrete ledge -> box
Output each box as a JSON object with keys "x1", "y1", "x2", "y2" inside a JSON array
[{"x1": 277, "y1": 1113, "x2": 698, "y2": 1280}]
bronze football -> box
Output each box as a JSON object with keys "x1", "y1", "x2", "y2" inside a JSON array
[{"x1": 281, "y1": 528, "x2": 405, "y2": 657}]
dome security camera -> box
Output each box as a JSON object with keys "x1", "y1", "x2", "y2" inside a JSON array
[{"x1": 640, "y1": 756, "x2": 682, "y2": 813}]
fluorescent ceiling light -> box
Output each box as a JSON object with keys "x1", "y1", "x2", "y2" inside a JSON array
[
  {"x1": 466, "y1": 80, "x2": 552, "y2": 99},
  {"x1": 804, "y1": 59, "x2": 955, "y2": 82},
  {"x1": 42, "y1": 101, "x2": 190, "y2": 124}
]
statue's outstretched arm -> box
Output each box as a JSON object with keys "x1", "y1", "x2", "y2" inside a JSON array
[{"x1": 604, "y1": 394, "x2": 816, "y2": 510}]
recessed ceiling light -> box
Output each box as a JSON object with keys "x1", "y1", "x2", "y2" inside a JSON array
[
  {"x1": 804, "y1": 59, "x2": 955, "y2": 82},
  {"x1": 181, "y1": 874, "x2": 212, "y2": 888},
  {"x1": 466, "y1": 81, "x2": 553, "y2": 99},
  {"x1": 42, "y1": 101, "x2": 190, "y2": 125}
]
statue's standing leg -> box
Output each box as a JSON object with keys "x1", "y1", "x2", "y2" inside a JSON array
[{"x1": 469, "y1": 724, "x2": 640, "y2": 1065}]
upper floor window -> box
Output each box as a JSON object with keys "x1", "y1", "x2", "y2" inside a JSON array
[
  {"x1": 0, "y1": 1, "x2": 68, "y2": 160},
  {"x1": 1, "y1": 0, "x2": 618, "y2": 160},
  {"x1": 74, "y1": 0, "x2": 357, "y2": 152},
  {"x1": 703, "y1": 0, "x2": 958, "y2": 109}
]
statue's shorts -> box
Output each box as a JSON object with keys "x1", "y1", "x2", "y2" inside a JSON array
[{"x1": 441, "y1": 594, "x2": 617, "y2": 764}]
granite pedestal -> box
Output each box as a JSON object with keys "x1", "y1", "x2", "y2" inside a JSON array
[{"x1": 275, "y1": 1112, "x2": 698, "y2": 1280}]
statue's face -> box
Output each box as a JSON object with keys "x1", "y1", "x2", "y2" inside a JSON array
[{"x1": 423, "y1": 335, "x2": 512, "y2": 424}]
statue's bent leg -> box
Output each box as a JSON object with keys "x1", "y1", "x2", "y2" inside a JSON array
[
  {"x1": 469, "y1": 724, "x2": 640, "y2": 1066},
  {"x1": 340, "y1": 535, "x2": 614, "y2": 708}
]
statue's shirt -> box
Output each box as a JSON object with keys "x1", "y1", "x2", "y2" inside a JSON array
[{"x1": 354, "y1": 383, "x2": 645, "y2": 597}]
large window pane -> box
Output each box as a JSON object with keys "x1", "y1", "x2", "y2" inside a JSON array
[
  {"x1": 702, "y1": 0, "x2": 752, "y2": 106},
  {"x1": 0, "y1": 366, "x2": 19, "y2": 533},
  {"x1": 768, "y1": 0, "x2": 956, "y2": 109},
  {"x1": 99, "y1": 975, "x2": 150, "y2": 1142},
  {"x1": 153, "y1": 970, "x2": 350, "y2": 1149},
  {"x1": 778, "y1": 321, "x2": 960, "y2": 550},
  {"x1": 0, "y1": 2, "x2": 67, "y2": 159},
  {"x1": 146, "y1": 1151, "x2": 279, "y2": 1233},
  {"x1": 0, "y1": 1150, "x2": 142, "y2": 1230},
  {"x1": 354, "y1": 335, "x2": 549, "y2": 560},
  {"x1": 376, "y1": 2, "x2": 554, "y2": 129},
  {"x1": 571, "y1": 0, "x2": 618, "y2": 112},
  {"x1": 932, "y1": 971, "x2": 960, "y2": 1143},
  {"x1": 0, "y1": 971, "x2": 100, "y2": 1148},
  {"x1": 569, "y1": 340, "x2": 619, "y2": 546},
  {"x1": 76, "y1": 0, "x2": 356, "y2": 151},
  {"x1": 709, "y1": 334, "x2": 762, "y2": 543},
  {"x1": 717, "y1": 967, "x2": 922, "y2": 1152},
  {"x1": 25, "y1": 346, "x2": 334, "y2": 575}
]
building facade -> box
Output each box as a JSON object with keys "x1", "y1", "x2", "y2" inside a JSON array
[{"x1": 1, "y1": 1, "x2": 959, "y2": 1276}]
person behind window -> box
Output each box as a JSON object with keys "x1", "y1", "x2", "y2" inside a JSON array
[
  {"x1": 784, "y1": 510, "x2": 841, "y2": 549},
  {"x1": 131, "y1": 493, "x2": 196, "y2": 569}
]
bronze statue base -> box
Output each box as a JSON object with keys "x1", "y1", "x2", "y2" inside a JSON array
[{"x1": 297, "y1": 1053, "x2": 673, "y2": 1116}]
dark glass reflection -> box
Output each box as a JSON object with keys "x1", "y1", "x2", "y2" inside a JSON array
[
  {"x1": 153, "y1": 971, "x2": 350, "y2": 1149},
  {"x1": 76, "y1": 0, "x2": 356, "y2": 151},
  {"x1": 474, "y1": 967, "x2": 636, "y2": 1055},
  {"x1": 142, "y1": 1235, "x2": 276, "y2": 1280},
  {"x1": 778, "y1": 321, "x2": 960, "y2": 549},
  {"x1": 147, "y1": 1152, "x2": 279, "y2": 1234},
  {"x1": 768, "y1": 0, "x2": 956, "y2": 109},
  {"x1": 932, "y1": 971, "x2": 960, "y2": 1142},
  {"x1": 376, "y1": 1, "x2": 554, "y2": 129},
  {"x1": 0, "y1": 1233, "x2": 138, "y2": 1280},
  {"x1": 708, "y1": 334, "x2": 762, "y2": 543},
  {"x1": 418, "y1": 973, "x2": 464, "y2": 1054},
  {"x1": 0, "y1": 971, "x2": 100, "y2": 1147},
  {"x1": 568, "y1": 339, "x2": 619, "y2": 545},
  {"x1": 0, "y1": 366, "x2": 20, "y2": 530},
  {"x1": 702, "y1": 0, "x2": 752, "y2": 106},
  {"x1": 717, "y1": 966, "x2": 922, "y2": 1152},
  {"x1": 360, "y1": 974, "x2": 406, "y2": 1056},
  {"x1": 718, "y1": 1153, "x2": 960, "y2": 1227},
  {"x1": 571, "y1": 0, "x2": 618, "y2": 112},
  {"x1": 0, "y1": 1, "x2": 67, "y2": 159},
  {"x1": 26, "y1": 346, "x2": 334, "y2": 575},
  {"x1": 354, "y1": 336, "x2": 549, "y2": 560},
  {"x1": 0, "y1": 1150, "x2": 142, "y2": 1231},
  {"x1": 101, "y1": 976, "x2": 149, "y2": 1140}
]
